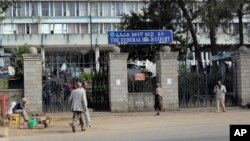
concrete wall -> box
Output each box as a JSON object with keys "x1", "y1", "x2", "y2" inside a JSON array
[
  {"x1": 232, "y1": 52, "x2": 250, "y2": 106},
  {"x1": 128, "y1": 93, "x2": 154, "y2": 112},
  {"x1": 23, "y1": 54, "x2": 43, "y2": 114},
  {"x1": 155, "y1": 51, "x2": 179, "y2": 110},
  {"x1": 108, "y1": 53, "x2": 129, "y2": 112}
]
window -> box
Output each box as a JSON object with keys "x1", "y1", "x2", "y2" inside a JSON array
[
  {"x1": 13, "y1": 4, "x2": 17, "y2": 17},
  {"x1": 138, "y1": 2, "x2": 145, "y2": 13},
  {"x1": 31, "y1": 2, "x2": 39, "y2": 16},
  {"x1": 232, "y1": 23, "x2": 238, "y2": 34},
  {"x1": 76, "y1": 24, "x2": 80, "y2": 33},
  {"x1": 116, "y1": 2, "x2": 123, "y2": 16},
  {"x1": 42, "y1": 2, "x2": 49, "y2": 16},
  {"x1": 76, "y1": 1, "x2": 79, "y2": 16},
  {"x1": 54, "y1": 24, "x2": 63, "y2": 34},
  {"x1": 243, "y1": 23, "x2": 250, "y2": 33},
  {"x1": 68, "y1": 24, "x2": 75, "y2": 33},
  {"x1": 174, "y1": 23, "x2": 182, "y2": 32},
  {"x1": 55, "y1": 2, "x2": 62, "y2": 16},
  {"x1": 2, "y1": 24, "x2": 16, "y2": 34},
  {"x1": 17, "y1": 24, "x2": 25, "y2": 34},
  {"x1": 50, "y1": 1, "x2": 54, "y2": 16},
  {"x1": 67, "y1": 2, "x2": 75, "y2": 16},
  {"x1": 104, "y1": 23, "x2": 111, "y2": 33},
  {"x1": 41, "y1": 24, "x2": 50, "y2": 34},
  {"x1": 5, "y1": 5, "x2": 12, "y2": 17},
  {"x1": 100, "y1": 23, "x2": 103, "y2": 33},
  {"x1": 18, "y1": 2, "x2": 25, "y2": 16},
  {"x1": 31, "y1": 24, "x2": 38, "y2": 34},
  {"x1": 81, "y1": 24, "x2": 88, "y2": 33},
  {"x1": 26, "y1": 2, "x2": 30, "y2": 16},
  {"x1": 79, "y1": 2, "x2": 88, "y2": 16},
  {"x1": 91, "y1": 23, "x2": 99, "y2": 33},
  {"x1": 26, "y1": 24, "x2": 30, "y2": 34},
  {"x1": 99, "y1": 2, "x2": 102, "y2": 16},
  {"x1": 111, "y1": 23, "x2": 120, "y2": 31},
  {"x1": 63, "y1": 1, "x2": 67, "y2": 16},
  {"x1": 91, "y1": 2, "x2": 98, "y2": 16},
  {"x1": 198, "y1": 23, "x2": 206, "y2": 33},
  {"x1": 103, "y1": 2, "x2": 111, "y2": 16},
  {"x1": 111, "y1": 2, "x2": 115, "y2": 16},
  {"x1": 125, "y1": 2, "x2": 134, "y2": 15},
  {"x1": 135, "y1": 2, "x2": 139, "y2": 13}
]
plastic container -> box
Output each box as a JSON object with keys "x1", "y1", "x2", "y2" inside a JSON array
[{"x1": 27, "y1": 119, "x2": 36, "y2": 129}]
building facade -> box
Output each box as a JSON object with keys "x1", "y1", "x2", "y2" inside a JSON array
[{"x1": 0, "y1": 0, "x2": 250, "y2": 68}]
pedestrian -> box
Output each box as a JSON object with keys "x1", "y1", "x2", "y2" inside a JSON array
[
  {"x1": 81, "y1": 81, "x2": 92, "y2": 127},
  {"x1": 12, "y1": 98, "x2": 29, "y2": 122},
  {"x1": 68, "y1": 82, "x2": 87, "y2": 132},
  {"x1": 154, "y1": 83, "x2": 163, "y2": 116},
  {"x1": 213, "y1": 81, "x2": 227, "y2": 112}
]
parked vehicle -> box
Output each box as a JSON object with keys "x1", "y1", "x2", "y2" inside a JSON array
[{"x1": 127, "y1": 63, "x2": 153, "y2": 80}]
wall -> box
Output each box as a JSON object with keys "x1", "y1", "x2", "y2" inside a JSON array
[
  {"x1": 23, "y1": 54, "x2": 43, "y2": 114},
  {"x1": 108, "y1": 53, "x2": 129, "y2": 112},
  {"x1": 128, "y1": 93, "x2": 154, "y2": 112},
  {"x1": 0, "y1": 89, "x2": 24, "y2": 109},
  {"x1": 155, "y1": 51, "x2": 179, "y2": 110},
  {"x1": 232, "y1": 52, "x2": 250, "y2": 106}
]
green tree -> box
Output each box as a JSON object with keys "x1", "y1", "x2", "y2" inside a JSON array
[
  {"x1": 225, "y1": 0, "x2": 250, "y2": 47},
  {"x1": 197, "y1": 0, "x2": 235, "y2": 54},
  {"x1": 177, "y1": 0, "x2": 203, "y2": 67},
  {"x1": 120, "y1": 0, "x2": 186, "y2": 62},
  {"x1": 0, "y1": 0, "x2": 19, "y2": 19},
  {"x1": 12, "y1": 44, "x2": 29, "y2": 78}
]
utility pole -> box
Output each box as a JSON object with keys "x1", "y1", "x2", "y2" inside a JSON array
[{"x1": 90, "y1": 14, "x2": 93, "y2": 71}]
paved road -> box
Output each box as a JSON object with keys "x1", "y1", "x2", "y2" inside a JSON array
[{"x1": 3, "y1": 109, "x2": 250, "y2": 141}]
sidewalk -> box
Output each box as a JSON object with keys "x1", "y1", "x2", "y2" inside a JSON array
[{"x1": 48, "y1": 106, "x2": 246, "y2": 120}]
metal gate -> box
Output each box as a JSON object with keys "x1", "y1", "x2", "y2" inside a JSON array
[
  {"x1": 178, "y1": 61, "x2": 237, "y2": 108},
  {"x1": 42, "y1": 51, "x2": 87, "y2": 113},
  {"x1": 92, "y1": 56, "x2": 110, "y2": 111}
]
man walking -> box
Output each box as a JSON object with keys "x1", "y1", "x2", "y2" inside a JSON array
[
  {"x1": 213, "y1": 81, "x2": 227, "y2": 112},
  {"x1": 68, "y1": 82, "x2": 87, "y2": 132},
  {"x1": 81, "y1": 81, "x2": 92, "y2": 127}
]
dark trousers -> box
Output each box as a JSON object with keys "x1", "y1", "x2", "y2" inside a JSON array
[{"x1": 71, "y1": 111, "x2": 84, "y2": 127}]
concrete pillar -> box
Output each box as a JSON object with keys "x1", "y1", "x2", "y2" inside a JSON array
[
  {"x1": 232, "y1": 49, "x2": 250, "y2": 107},
  {"x1": 108, "y1": 52, "x2": 129, "y2": 112},
  {"x1": 0, "y1": 47, "x2": 4, "y2": 67},
  {"x1": 155, "y1": 47, "x2": 179, "y2": 110},
  {"x1": 95, "y1": 45, "x2": 100, "y2": 72},
  {"x1": 41, "y1": 46, "x2": 45, "y2": 70},
  {"x1": 23, "y1": 52, "x2": 43, "y2": 114}
]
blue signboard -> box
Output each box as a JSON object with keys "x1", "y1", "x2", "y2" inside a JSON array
[{"x1": 108, "y1": 30, "x2": 173, "y2": 45}]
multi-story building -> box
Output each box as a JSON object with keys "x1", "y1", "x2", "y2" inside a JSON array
[
  {"x1": 0, "y1": 0, "x2": 249, "y2": 69},
  {"x1": 0, "y1": 0, "x2": 146, "y2": 70}
]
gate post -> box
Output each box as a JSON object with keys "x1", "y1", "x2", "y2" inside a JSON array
[
  {"x1": 23, "y1": 47, "x2": 43, "y2": 114},
  {"x1": 155, "y1": 46, "x2": 179, "y2": 110},
  {"x1": 108, "y1": 47, "x2": 129, "y2": 112},
  {"x1": 232, "y1": 46, "x2": 250, "y2": 107}
]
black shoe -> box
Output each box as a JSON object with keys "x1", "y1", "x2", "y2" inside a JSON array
[
  {"x1": 69, "y1": 123, "x2": 76, "y2": 133},
  {"x1": 81, "y1": 125, "x2": 86, "y2": 131},
  {"x1": 81, "y1": 128, "x2": 86, "y2": 131}
]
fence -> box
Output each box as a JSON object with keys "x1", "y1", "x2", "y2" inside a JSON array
[{"x1": 178, "y1": 63, "x2": 237, "y2": 108}]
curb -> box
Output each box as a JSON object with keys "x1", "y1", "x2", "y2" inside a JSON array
[{"x1": 0, "y1": 127, "x2": 8, "y2": 138}]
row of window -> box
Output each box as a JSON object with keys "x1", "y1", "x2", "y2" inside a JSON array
[
  {"x1": 5, "y1": 1, "x2": 145, "y2": 17},
  {"x1": 2, "y1": 22, "x2": 249, "y2": 35},
  {"x1": 174, "y1": 23, "x2": 250, "y2": 34},
  {"x1": 0, "y1": 23, "x2": 121, "y2": 34}
]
